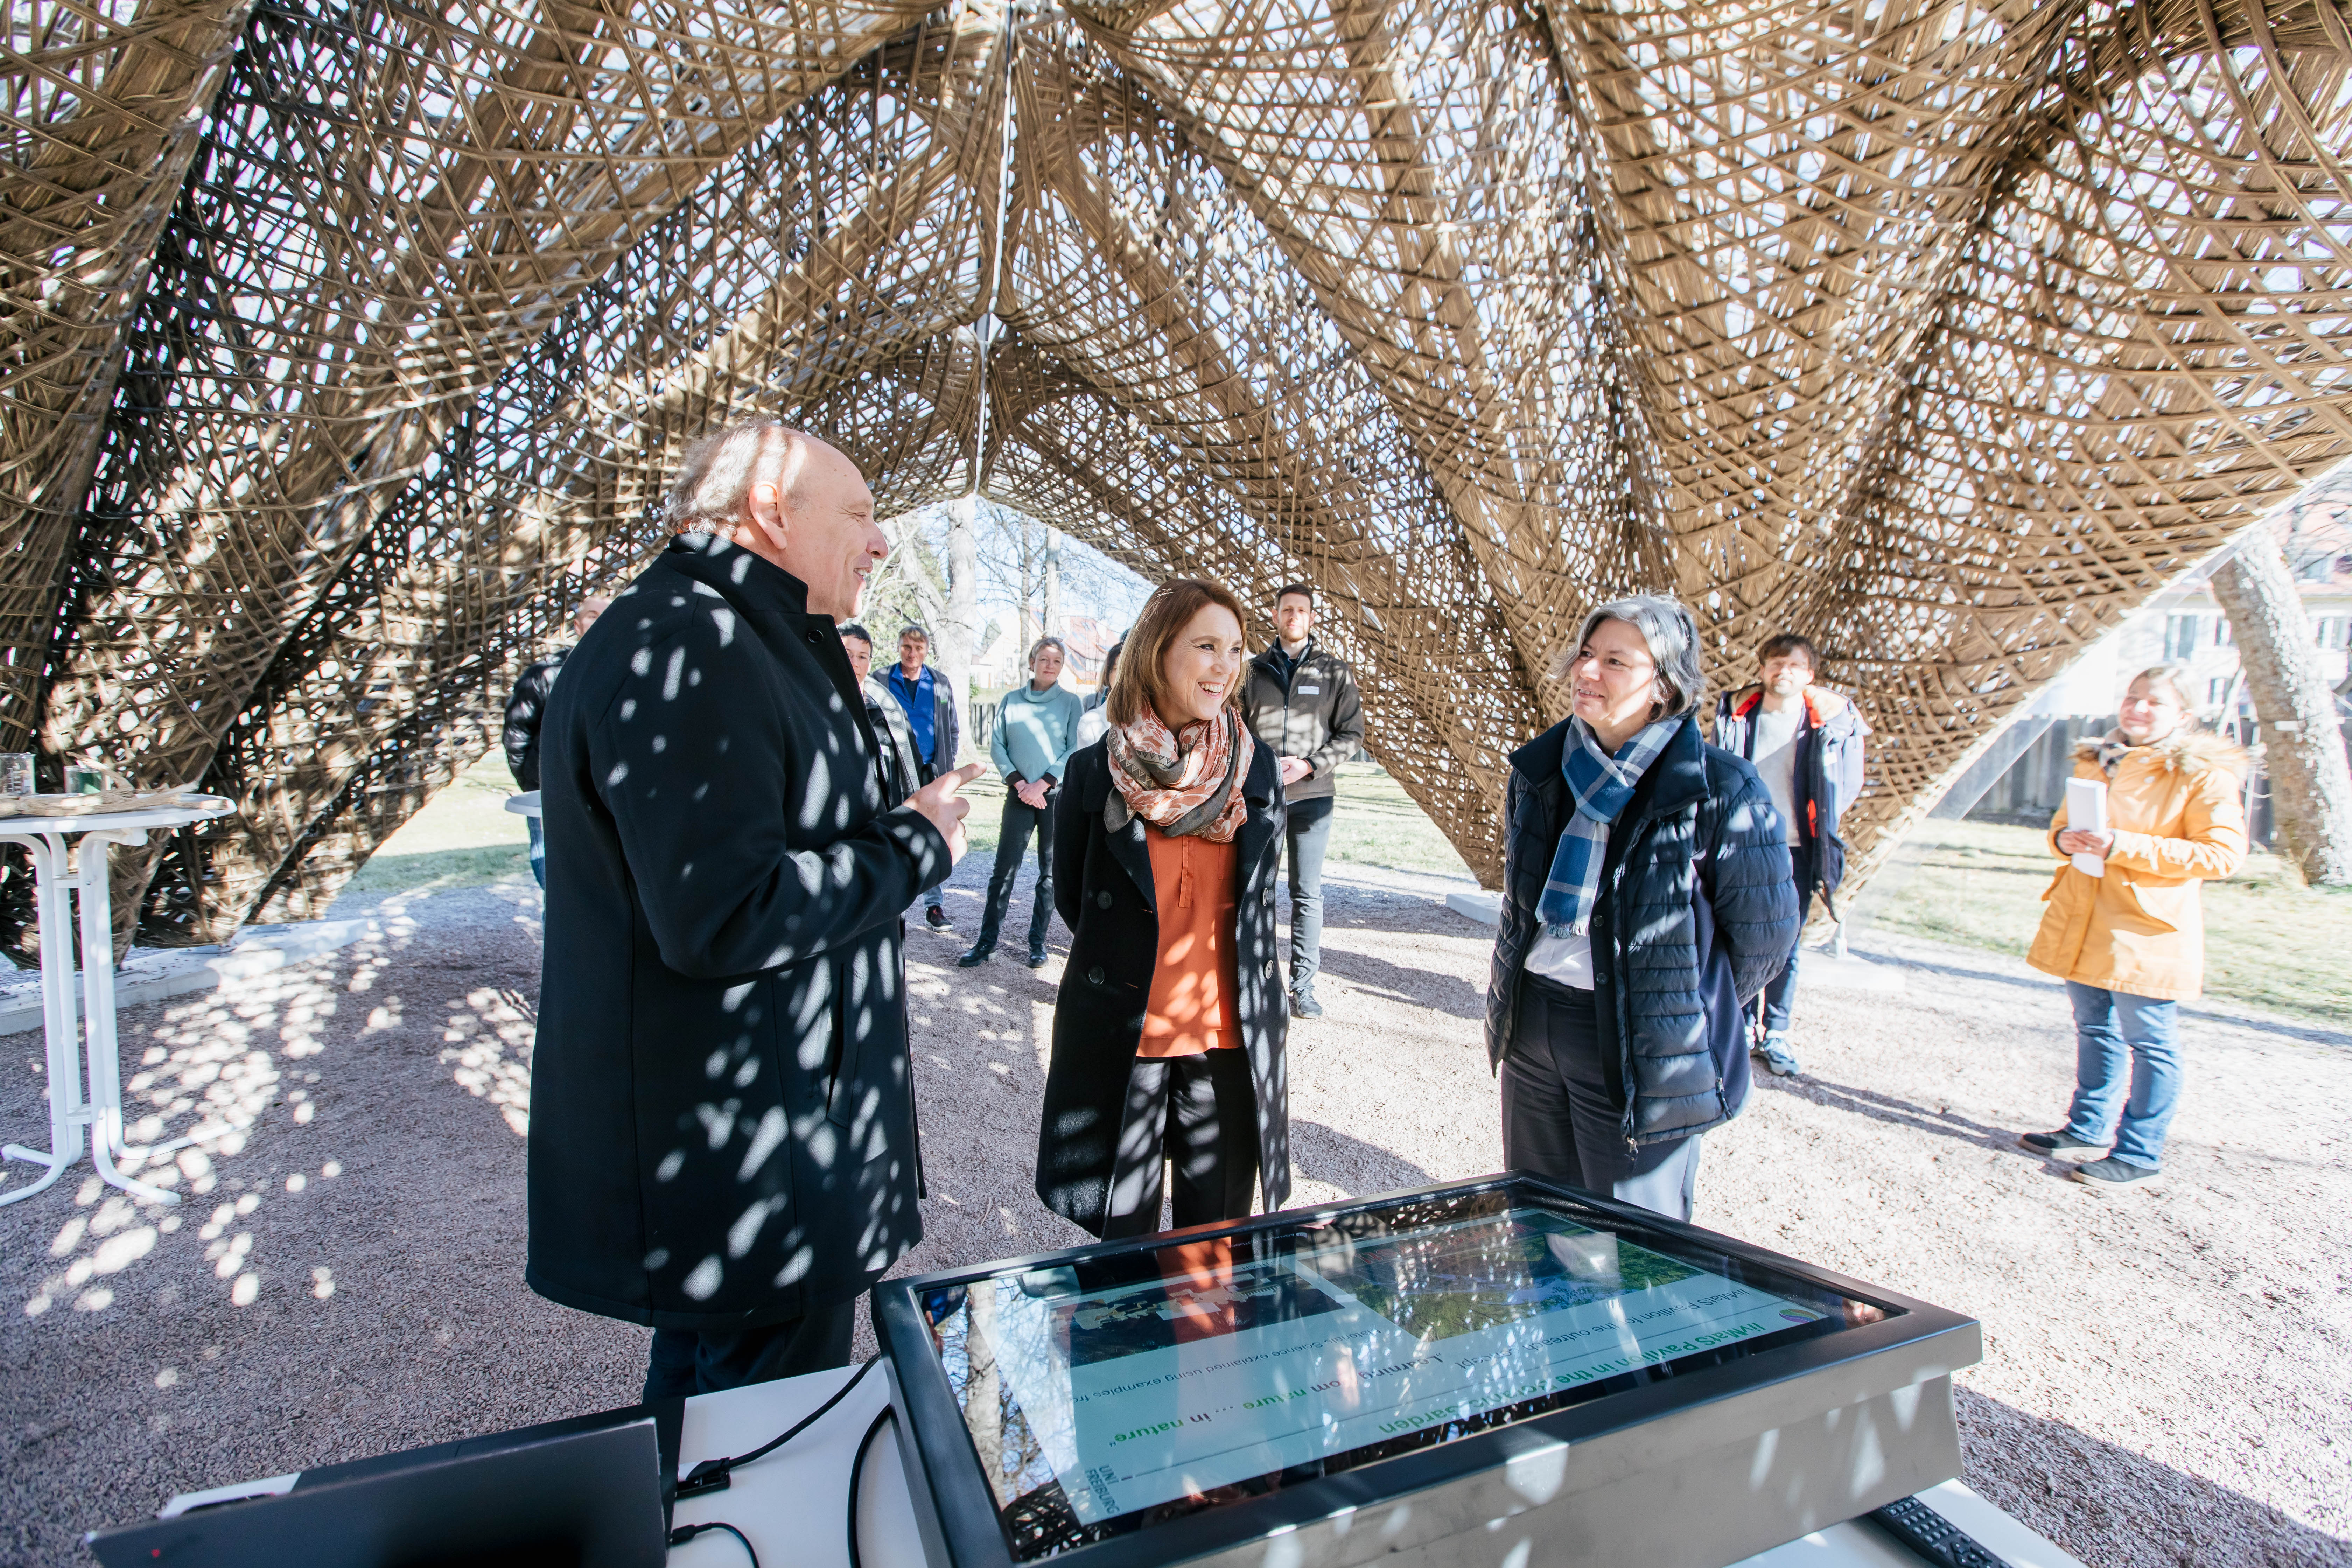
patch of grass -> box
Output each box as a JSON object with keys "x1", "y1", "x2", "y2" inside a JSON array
[
  {"x1": 957, "y1": 760, "x2": 1470, "y2": 880},
  {"x1": 959, "y1": 770, "x2": 1009, "y2": 859},
  {"x1": 339, "y1": 752, "x2": 532, "y2": 896},
  {"x1": 1869, "y1": 818, "x2": 2352, "y2": 1026},
  {"x1": 1323, "y1": 761, "x2": 1473, "y2": 880},
  {"x1": 339, "y1": 751, "x2": 1478, "y2": 899},
  {"x1": 342, "y1": 841, "x2": 533, "y2": 896}
]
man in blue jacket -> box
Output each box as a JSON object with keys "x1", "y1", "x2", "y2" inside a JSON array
[
  {"x1": 501, "y1": 593, "x2": 609, "y2": 887},
  {"x1": 886, "y1": 624, "x2": 962, "y2": 930},
  {"x1": 1712, "y1": 634, "x2": 1868, "y2": 1078}
]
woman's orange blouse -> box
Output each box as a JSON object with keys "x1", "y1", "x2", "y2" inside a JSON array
[{"x1": 1136, "y1": 825, "x2": 1241, "y2": 1057}]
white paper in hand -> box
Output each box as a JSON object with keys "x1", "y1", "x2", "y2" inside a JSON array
[{"x1": 2065, "y1": 777, "x2": 2108, "y2": 878}]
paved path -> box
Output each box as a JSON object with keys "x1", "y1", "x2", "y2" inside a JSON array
[{"x1": 2, "y1": 859, "x2": 2344, "y2": 1567}]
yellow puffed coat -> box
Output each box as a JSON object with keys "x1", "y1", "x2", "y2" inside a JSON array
[{"x1": 2027, "y1": 730, "x2": 2249, "y2": 1002}]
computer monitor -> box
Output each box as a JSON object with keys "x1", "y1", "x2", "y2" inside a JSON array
[
  {"x1": 876, "y1": 1174, "x2": 1979, "y2": 1568},
  {"x1": 86, "y1": 1411, "x2": 668, "y2": 1568}
]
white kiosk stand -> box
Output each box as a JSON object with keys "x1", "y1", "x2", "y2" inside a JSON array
[
  {"x1": 1, "y1": 792, "x2": 236, "y2": 1208},
  {"x1": 90, "y1": 1180, "x2": 2092, "y2": 1568}
]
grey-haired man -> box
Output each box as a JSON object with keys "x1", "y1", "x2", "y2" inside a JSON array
[{"x1": 530, "y1": 422, "x2": 980, "y2": 1399}]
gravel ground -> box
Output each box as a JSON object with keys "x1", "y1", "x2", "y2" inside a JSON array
[{"x1": 1, "y1": 859, "x2": 2346, "y2": 1568}]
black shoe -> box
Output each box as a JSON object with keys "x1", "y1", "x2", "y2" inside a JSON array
[
  {"x1": 2069, "y1": 1156, "x2": 2160, "y2": 1189},
  {"x1": 1026, "y1": 945, "x2": 1049, "y2": 969},
  {"x1": 956, "y1": 946, "x2": 992, "y2": 968},
  {"x1": 1290, "y1": 987, "x2": 1323, "y2": 1019},
  {"x1": 926, "y1": 905, "x2": 950, "y2": 929},
  {"x1": 2020, "y1": 1130, "x2": 2108, "y2": 1158}
]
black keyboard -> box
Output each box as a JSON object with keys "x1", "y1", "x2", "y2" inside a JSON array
[{"x1": 1868, "y1": 1494, "x2": 2015, "y2": 1568}]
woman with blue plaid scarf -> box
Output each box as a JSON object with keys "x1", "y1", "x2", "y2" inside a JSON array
[{"x1": 1482, "y1": 597, "x2": 1800, "y2": 1221}]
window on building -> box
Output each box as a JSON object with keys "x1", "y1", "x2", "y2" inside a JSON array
[
  {"x1": 2317, "y1": 616, "x2": 2351, "y2": 652},
  {"x1": 2208, "y1": 678, "x2": 2231, "y2": 707},
  {"x1": 2213, "y1": 617, "x2": 2233, "y2": 646},
  {"x1": 2163, "y1": 614, "x2": 2201, "y2": 660}
]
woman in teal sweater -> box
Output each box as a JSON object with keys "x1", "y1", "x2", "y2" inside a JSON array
[{"x1": 960, "y1": 637, "x2": 1086, "y2": 967}]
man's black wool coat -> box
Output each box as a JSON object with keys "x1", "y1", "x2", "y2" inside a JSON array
[
  {"x1": 1037, "y1": 736, "x2": 1291, "y2": 1233},
  {"x1": 528, "y1": 535, "x2": 950, "y2": 1332}
]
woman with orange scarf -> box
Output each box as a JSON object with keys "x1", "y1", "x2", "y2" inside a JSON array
[{"x1": 1036, "y1": 579, "x2": 1291, "y2": 1238}]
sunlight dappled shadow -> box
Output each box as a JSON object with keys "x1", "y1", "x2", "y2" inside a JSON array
[
  {"x1": 439, "y1": 986, "x2": 536, "y2": 1136},
  {"x1": 6, "y1": 890, "x2": 514, "y2": 1323}
]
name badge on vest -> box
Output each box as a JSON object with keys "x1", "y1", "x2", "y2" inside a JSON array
[{"x1": 1298, "y1": 684, "x2": 1320, "y2": 694}]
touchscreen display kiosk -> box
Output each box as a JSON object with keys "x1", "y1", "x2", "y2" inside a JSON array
[{"x1": 876, "y1": 1177, "x2": 1979, "y2": 1568}]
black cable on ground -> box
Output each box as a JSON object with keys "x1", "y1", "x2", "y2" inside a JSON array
[
  {"x1": 675, "y1": 1354, "x2": 882, "y2": 1501},
  {"x1": 846, "y1": 1405, "x2": 896, "y2": 1568},
  {"x1": 668, "y1": 1520, "x2": 758, "y2": 1567}
]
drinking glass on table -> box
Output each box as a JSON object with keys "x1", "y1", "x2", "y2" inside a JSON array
[{"x1": 0, "y1": 754, "x2": 33, "y2": 796}]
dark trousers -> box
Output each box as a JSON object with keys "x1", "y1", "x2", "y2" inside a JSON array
[
  {"x1": 973, "y1": 794, "x2": 1052, "y2": 953},
  {"x1": 1284, "y1": 794, "x2": 1336, "y2": 993},
  {"x1": 910, "y1": 758, "x2": 945, "y2": 914},
  {"x1": 1758, "y1": 845, "x2": 1816, "y2": 1036},
  {"x1": 1500, "y1": 974, "x2": 1701, "y2": 1222},
  {"x1": 643, "y1": 1297, "x2": 858, "y2": 1401},
  {"x1": 1100, "y1": 1051, "x2": 1260, "y2": 1239}
]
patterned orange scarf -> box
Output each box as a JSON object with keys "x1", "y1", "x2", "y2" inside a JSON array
[{"x1": 1106, "y1": 707, "x2": 1253, "y2": 843}]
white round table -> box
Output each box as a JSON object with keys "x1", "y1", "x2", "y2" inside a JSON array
[
  {"x1": 504, "y1": 791, "x2": 541, "y2": 819},
  {"x1": 1, "y1": 794, "x2": 237, "y2": 1207}
]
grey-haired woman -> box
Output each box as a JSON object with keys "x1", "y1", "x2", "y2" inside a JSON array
[{"x1": 1483, "y1": 597, "x2": 1800, "y2": 1220}]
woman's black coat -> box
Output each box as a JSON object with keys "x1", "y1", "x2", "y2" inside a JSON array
[
  {"x1": 1037, "y1": 736, "x2": 1290, "y2": 1233},
  {"x1": 528, "y1": 536, "x2": 950, "y2": 1332},
  {"x1": 1484, "y1": 712, "x2": 1799, "y2": 1147}
]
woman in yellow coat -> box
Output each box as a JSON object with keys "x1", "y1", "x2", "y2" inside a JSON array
[{"x1": 2020, "y1": 665, "x2": 2247, "y2": 1189}]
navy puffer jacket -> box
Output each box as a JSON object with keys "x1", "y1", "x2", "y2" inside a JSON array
[{"x1": 1485, "y1": 712, "x2": 1799, "y2": 1147}]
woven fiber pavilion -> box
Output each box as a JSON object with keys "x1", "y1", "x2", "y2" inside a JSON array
[{"x1": 5, "y1": 0, "x2": 2349, "y2": 944}]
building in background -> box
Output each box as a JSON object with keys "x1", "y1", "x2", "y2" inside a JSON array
[{"x1": 1966, "y1": 488, "x2": 2352, "y2": 845}]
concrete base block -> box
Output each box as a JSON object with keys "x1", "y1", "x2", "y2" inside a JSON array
[
  {"x1": 1446, "y1": 890, "x2": 1503, "y2": 927},
  {"x1": 0, "y1": 919, "x2": 370, "y2": 1037}
]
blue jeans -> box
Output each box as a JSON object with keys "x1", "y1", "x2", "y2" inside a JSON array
[
  {"x1": 2063, "y1": 981, "x2": 2181, "y2": 1169},
  {"x1": 526, "y1": 815, "x2": 545, "y2": 889},
  {"x1": 1284, "y1": 794, "x2": 1335, "y2": 994},
  {"x1": 1759, "y1": 844, "x2": 1815, "y2": 1035}
]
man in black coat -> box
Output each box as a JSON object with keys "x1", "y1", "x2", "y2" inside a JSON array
[
  {"x1": 501, "y1": 592, "x2": 609, "y2": 887},
  {"x1": 530, "y1": 422, "x2": 980, "y2": 1398}
]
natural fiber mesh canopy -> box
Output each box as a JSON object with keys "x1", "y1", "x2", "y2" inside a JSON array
[{"x1": 4, "y1": 0, "x2": 2347, "y2": 941}]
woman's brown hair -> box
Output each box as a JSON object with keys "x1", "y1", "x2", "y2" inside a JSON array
[{"x1": 1106, "y1": 578, "x2": 1250, "y2": 727}]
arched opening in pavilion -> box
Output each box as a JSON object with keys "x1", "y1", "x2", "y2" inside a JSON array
[{"x1": 6, "y1": 0, "x2": 2346, "y2": 946}]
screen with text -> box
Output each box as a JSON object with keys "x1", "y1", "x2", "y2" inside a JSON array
[{"x1": 916, "y1": 1188, "x2": 1887, "y2": 1560}]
